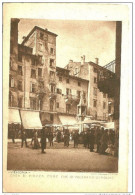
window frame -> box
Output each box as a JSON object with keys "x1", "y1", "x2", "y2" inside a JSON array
[
  {"x1": 94, "y1": 77, "x2": 97, "y2": 84},
  {"x1": 38, "y1": 68, "x2": 42, "y2": 77},
  {"x1": 94, "y1": 67, "x2": 97, "y2": 73},
  {"x1": 18, "y1": 80, "x2": 23, "y2": 91},
  {"x1": 56, "y1": 102, "x2": 59, "y2": 108},
  {"x1": 93, "y1": 87, "x2": 97, "y2": 96},
  {"x1": 31, "y1": 69, "x2": 36, "y2": 79},
  {"x1": 50, "y1": 48, "x2": 54, "y2": 55},
  {"x1": 40, "y1": 32, "x2": 44, "y2": 40},
  {"x1": 66, "y1": 78, "x2": 70, "y2": 84},
  {"x1": 103, "y1": 101, "x2": 106, "y2": 109},
  {"x1": 18, "y1": 65, "x2": 23, "y2": 75},
  {"x1": 31, "y1": 83, "x2": 36, "y2": 93},
  {"x1": 93, "y1": 99, "x2": 97, "y2": 107},
  {"x1": 78, "y1": 81, "x2": 81, "y2": 86},
  {"x1": 59, "y1": 76, "x2": 62, "y2": 82},
  {"x1": 50, "y1": 59, "x2": 54, "y2": 67}
]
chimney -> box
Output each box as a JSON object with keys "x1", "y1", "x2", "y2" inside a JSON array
[
  {"x1": 69, "y1": 59, "x2": 73, "y2": 63},
  {"x1": 95, "y1": 58, "x2": 99, "y2": 65},
  {"x1": 81, "y1": 55, "x2": 85, "y2": 65}
]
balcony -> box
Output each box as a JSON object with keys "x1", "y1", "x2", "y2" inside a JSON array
[
  {"x1": 64, "y1": 94, "x2": 80, "y2": 104},
  {"x1": 56, "y1": 107, "x2": 77, "y2": 116},
  {"x1": 36, "y1": 87, "x2": 47, "y2": 100},
  {"x1": 96, "y1": 116, "x2": 108, "y2": 121},
  {"x1": 38, "y1": 76, "x2": 44, "y2": 82},
  {"x1": 41, "y1": 106, "x2": 57, "y2": 113},
  {"x1": 49, "y1": 91, "x2": 57, "y2": 99},
  {"x1": 49, "y1": 77, "x2": 56, "y2": 85}
]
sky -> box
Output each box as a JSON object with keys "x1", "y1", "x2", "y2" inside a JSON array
[{"x1": 18, "y1": 19, "x2": 116, "y2": 68}]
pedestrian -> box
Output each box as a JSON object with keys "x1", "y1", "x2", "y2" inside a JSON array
[
  {"x1": 41, "y1": 127, "x2": 47, "y2": 154},
  {"x1": 57, "y1": 130, "x2": 61, "y2": 143},
  {"x1": 96, "y1": 129, "x2": 101, "y2": 153},
  {"x1": 73, "y1": 131, "x2": 79, "y2": 148},
  {"x1": 64, "y1": 131, "x2": 67, "y2": 146},
  {"x1": 89, "y1": 130, "x2": 95, "y2": 152},
  {"x1": 64, "y1": 130, "x2": 70, "y2": 147},
  {"x1": 48, "y1": 130, "x2": 54, "y2": 147},
  {"x1": 11, "y1": 127, "x2": 15, "y2": 143},
  {"x1": 83, "y1": 131, "x2": 88, "y2": 148},
  {"x1": 66, "y1": 130, "x2": 70, "y2": 147},
  {"x1": 33, "y1": 130, "x2": 40, "y2": 149},
  {"x1": 21, "y1": 130, "x2": 28, "y2": 148},
  {"x1": 31, "y1": 129, "x2": 35, "y2": 145},
  {"x1": 99, "y1": 129, "x2": 108, "y2": 154}
]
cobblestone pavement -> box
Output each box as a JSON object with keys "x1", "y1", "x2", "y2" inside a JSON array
[{"x1": 7, "y1": 141, "x2": 118, "y2": 172}]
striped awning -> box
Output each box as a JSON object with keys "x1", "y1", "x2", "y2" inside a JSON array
[
  {"x1": 8, "y1": 108, "x2": 21, "y2": 124},
  {"x1": 59, "y1": 115, "x2": 77, "y2": 126},
  {"x1": 20, "y1": 110, "x2": 42, "y2": 129}
]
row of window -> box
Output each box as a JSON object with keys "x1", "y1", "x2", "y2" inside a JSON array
[
  {"x1": 18, "y1": 53, "x2": 55, "y2": 67},
  {"x1": 93, "y1": 100, "x2": 108, "y2": 109},
  {"x1": 9, "y1": 93, "x2": 111, "y2": 117},
  {"x1": 39, "y1": 42, "x2": 55, "y2": 55},
  {"x1": 10, "y1": 77, "x2": 106, "y2": 102},
  {"x1": 18, "y1": 65, "x2": 43, "y2": 78},
  {"x1": 18, "y1": 65, "x2": 56, "y2": 80},
  {"x1": 9, "y1": 77, "x2": 37, "y2": 93},
  {"x1": 91, "y1": 112, "x2": 107, "y2": 120},
  {"x1": 57, "y1": 87, "x2": 86, "y2": 99},
  {"x1": 9, "y1": 78, "x2": 86, "y2": 101},
  {"x1": 59, "y1": 76, "x2": 81, "y2": 86},
  {"x1": 31, "y1": 68, "x2": 42, "y2": 78}
]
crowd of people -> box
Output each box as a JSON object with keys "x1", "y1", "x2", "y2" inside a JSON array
[{"x1": 10, "y1": 126, "x2": 119, "y2": 156}]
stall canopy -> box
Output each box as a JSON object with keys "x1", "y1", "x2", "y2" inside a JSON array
[
  {"x1": 20, "y1": 110, "x2": 42, "y2": 129},
  {"x1": 83, "y1": 118, "x2": 104, "y2": 124},
  {"x1": 59, "y1": 115, "x2": 77, "y2": 126},
  {"x1": 104, "y1": 122, "x2": 114, "y2": 129},
  {"x1": 8, "y1": 108, "x2": 21, "y2": 124}
]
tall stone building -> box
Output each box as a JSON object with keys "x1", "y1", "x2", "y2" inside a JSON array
[{"x1": 8, "y1": 19, "x2": 115, "y2": 135}]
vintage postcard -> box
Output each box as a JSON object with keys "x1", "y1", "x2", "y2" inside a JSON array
[{"x1": 3, "y1": 2, "x2": 132, "y2": 193}]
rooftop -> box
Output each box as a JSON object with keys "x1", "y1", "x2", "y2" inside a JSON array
[
  {"x1": 56, "y1": 66, "x2": 89, "y2": 82},
  {"x1": 22, "y1": 26, "x2": 58, "y2": 45}
]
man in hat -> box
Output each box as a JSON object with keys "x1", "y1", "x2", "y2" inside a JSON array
[
  {"x1": 73, "y1": 131, "x2": 79, "y2": 148},
  {"x1": 21, "y1": 130, "x2": 28, "y2": 148},
  {"x1": 41, "y1": 127, "x2": 47, "y2": 153},
  {"x1": 89, "y1": 130, "x2": 95, "y2": 152}
]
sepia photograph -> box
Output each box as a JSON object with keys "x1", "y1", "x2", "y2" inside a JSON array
[
  {"x1": 7, "y1": 18, "x2": 120, "y2": 172},
  {"x1": 2, "y1": 2, "x2": 132, "y2": 193}
]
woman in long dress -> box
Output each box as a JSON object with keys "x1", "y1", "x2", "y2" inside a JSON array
[{"x1": 33, "y1": 130, "x2": 40, "y2": 149}]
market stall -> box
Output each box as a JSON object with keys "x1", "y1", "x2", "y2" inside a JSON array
[
  {"x1": 20, "y1": 110, "x2": 42, "y2": 138},
  {"x1": 8, "y1": 108, "x2": 22, "y2": 139}
]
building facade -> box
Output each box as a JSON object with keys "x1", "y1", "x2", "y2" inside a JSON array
[
  {"x1": 8, "y1": 19, "x2": 114, "y2": 133},
  {"x1": 65, "y1": 57, "x2": 114, "y2": 122}
]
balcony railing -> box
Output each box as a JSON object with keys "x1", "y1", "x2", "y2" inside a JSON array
[
  {"x1": 41, "y1": 106, "x2": 57, "y2": 113},
  {"x1": 49, "y1": 77, "x2": 56, "y2": 84},
  {"x1": 49, "y1": 91, "x2": 57, "y2": 99},
  {"x1": 56, "y1": 107, "x2": 77, "y2": 115},
  {"x1": 64, "y1": 94, "x2": 80, "y2": 103},
  {"x1": 96, "y1": 116, "x2": 108, "y2": 121}
]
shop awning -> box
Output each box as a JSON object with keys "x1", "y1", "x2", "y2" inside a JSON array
[
  {"x1": 59, "y1": 115, "x2": 77, "y2": 126},
  {"x1": 8, "y1": 108, "x2": 21, "y2": 124},
  {"x1": 20, "y1": 110, "x2": 42, "y2": 129},
  {"x1": 104, "y1": 122, "x2": 114, "y2": 129},
  {"x1": 83, "y1": 118, "x2": 103, "y2": 124}
]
